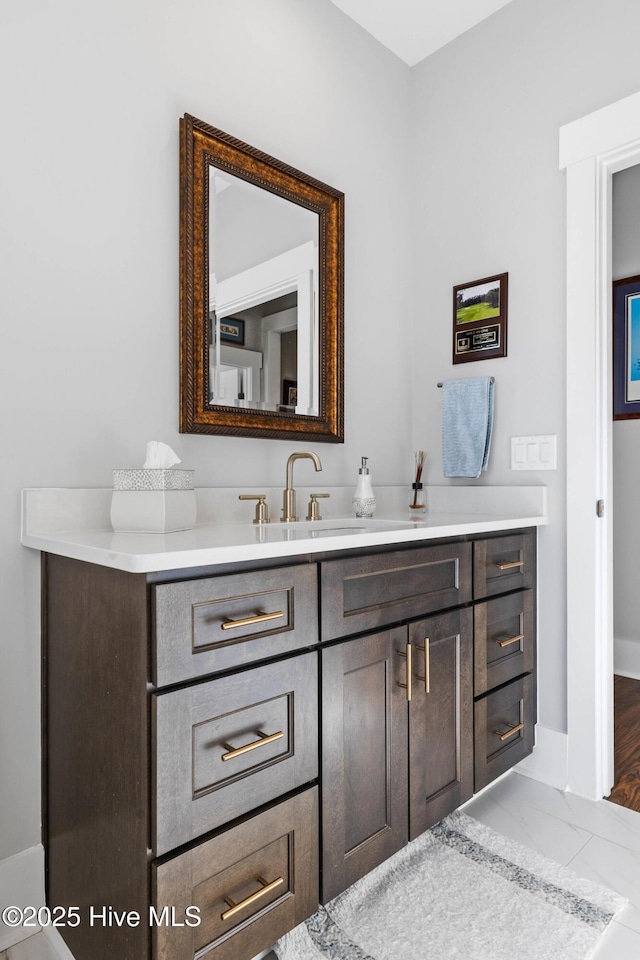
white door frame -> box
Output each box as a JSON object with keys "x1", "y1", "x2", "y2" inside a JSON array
[{"x1": 562, "y1": 90, "x2": 640, "y2": 799}]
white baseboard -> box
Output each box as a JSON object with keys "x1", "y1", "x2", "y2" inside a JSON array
[
  {"x1": 43, "y1": 927, "x2": 77, "y2": 958},
  {"x1": 0, "y1": 844, "x2": 45, "y2": 951},
  {"x1": 515, "y1": 724, "x2": 568, "y2": 791},
  {"x1": 614, "y1": 636, "x2": 640, "y2": 680}
]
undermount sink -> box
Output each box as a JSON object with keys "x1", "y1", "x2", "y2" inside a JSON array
[{"x1": 253, "y1": 517, "x2": 422, "y2": 541}]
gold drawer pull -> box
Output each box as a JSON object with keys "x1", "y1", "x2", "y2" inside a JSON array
[
  {"x1": 497, "y1": 633, "x2": 525, "y2": 648},
  {"x1": 221, "y1": 610, "x2": 284, "y2": 631},
  {"x1": 495, "y1": 722, "x2": 524, "y2": 741},
  {"x1": 221, "y1": 730, "x2": 284, "y2": 762},
  {"x1": 221, "y1": 875, "x2": 284, "y2": 921},
  {"x1": 414, "y1": 639, "x2": 430, "y2": 694},
  {"x1": 396, "y1": 643, "x2": 412, "y2": 701},
  {"x1": 495, "y1": 560, "x2": 524, "y2": 570}
]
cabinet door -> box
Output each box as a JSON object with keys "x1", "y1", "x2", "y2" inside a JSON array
[
  {"x1": 321, "y1": 627, "x2": 408, "y2": 903},
  {"x1": 408, "y1": 609, "x2": 473, "y2": 840}
]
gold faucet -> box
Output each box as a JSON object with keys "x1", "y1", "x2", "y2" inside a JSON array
[{"x1": 282, "y1": 451, "x2": 322, "y2": 522}]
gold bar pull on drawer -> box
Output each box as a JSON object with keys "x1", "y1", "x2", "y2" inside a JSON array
[
  {"x1": 497, "y1": 633, "x2": 525, "y2": 648},
  {"x1": 495, "y1": 560, "x2": 524, "y2": 571},
  {"x1": 495, "y1": 722, "x2": 525, "y2": 742},
  {"x1": 221, "y1": 610, "x2": 284, "y2": 631},
  {"x1": 221, "y1": 875, "x2": 284, "y2": 921},
  {"x1": 221, "y1": 730, "x2": 284, "y2": 762}
]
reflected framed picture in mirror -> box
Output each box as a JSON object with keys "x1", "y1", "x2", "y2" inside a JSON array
[
  {"x1": 283, "y1": 379, "x2": 298, "y2": 406},
  {"x1": 219, "y1": 317, "x2": 245, "y2": 345}
]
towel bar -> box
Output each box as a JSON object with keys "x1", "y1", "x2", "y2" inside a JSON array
[{"x1": 437, "y1": 377, "x2": 495, "y2": 387}]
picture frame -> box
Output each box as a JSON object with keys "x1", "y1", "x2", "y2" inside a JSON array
[
  {"x1": 282, "y1": 379, "x2": 298, "y2": 407},
  {"x1": 452, "y1": 272, "x2": 508, "y2": 364},
  {"x1": 219, "y1": 317, "x2": 245, "y2": 345},
  {"x1": 613, "y1": 273, "x2": 640, "y2": 419}
]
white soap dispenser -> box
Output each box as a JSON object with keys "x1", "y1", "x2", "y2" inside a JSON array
[{"x1": 352, "y1": 456, "x2": 376, "y2": 518}]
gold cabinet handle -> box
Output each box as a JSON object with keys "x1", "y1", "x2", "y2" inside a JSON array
[
  {"x1": 495, "y1": 722, "x2": 524, "y2": 741},
  {"x1": 221, "y1": 610, "x2": 284, "y2": 631},
  {"x1": 414, "y1": 639, "x2": 430, "y2": 693},
  {"x1": 396, "y1": 643, "x2": 412, "y2": 701},
  {"x1": 221, "y1": 730, "x2": 284, "y2": 762},
  {"x1": 495, "y1": 560, "x2": 524, "y2": 570},
  {"x1": 221, "y1": 875, "x2": 284, "y2": 921},
  {"x1": 497, "y1": 633, "x2": 525, "y2": 648}
]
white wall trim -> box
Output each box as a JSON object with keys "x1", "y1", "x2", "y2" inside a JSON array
[
  {"x1": 614, "y1": 637, "x2": 640, "y2": 680},
  {"x1": 560, "y1": 88, "x2": 640, "y2": 169},
  {"x1": 0, "y1": 844, "x2": 45, "y2": 951},
  {"x1": 43, "y1": 927, "x2": 77, "y2": 959},
  {"x1": 515, "y1": 724, "x2": 568, "y2": 792},
  {"x1": 562, "y1": 87, "x2": 640, "y2": 800}
]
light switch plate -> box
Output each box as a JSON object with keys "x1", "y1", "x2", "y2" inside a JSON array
[{"x1": 510, "y1": 435, "x2": 557, "y2": 471}]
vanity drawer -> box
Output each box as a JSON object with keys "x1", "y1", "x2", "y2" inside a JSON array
[
  {"x1": 152, "y1": 787, "x2": 318, "y2": 960},
  {"x1": 320, "y1": 542, "x2": 472, "y2": 641},
  {"x1": 473, "y1": 531, "x2": 535, "y2": 600},
  {"x1": 473, "y1": 589, "x2": 535, "y2": 696},
  {"x1": 152, "y1": 564, "x2": 317, "y2": 687},
  {"x1": 152, "y1": 653, "x2": 318, "y2": 856},
  {"x1": 474, "y1": 674, "x2": 535, "y2": 791}
]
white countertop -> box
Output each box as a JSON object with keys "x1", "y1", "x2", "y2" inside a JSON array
[{"x1": 21, "y1": 486, "x2": 548, "y2": 573}]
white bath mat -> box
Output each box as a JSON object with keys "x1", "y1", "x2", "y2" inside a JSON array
[{"x1": 273, "y1": 810, "x2": 625, "y2": 960}]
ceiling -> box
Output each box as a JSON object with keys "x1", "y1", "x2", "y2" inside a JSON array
[{"x1": 328, "y1": 0, "x2": 517, "y2": 66}]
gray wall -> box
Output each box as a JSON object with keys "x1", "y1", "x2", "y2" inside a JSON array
[
  {"x1": 612, "y1": 164, "x2": 640, "y2": 663},
  {"x1": 411, "y1": 0, "x2": 640, "y2": 733},
  {"x1": 0, "y1": 0, "x2": 413, "y2": 863}
]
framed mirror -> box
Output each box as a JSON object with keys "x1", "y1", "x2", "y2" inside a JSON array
[{"x1": 180, "y1": 114, "x2": 344, "y2": 442}]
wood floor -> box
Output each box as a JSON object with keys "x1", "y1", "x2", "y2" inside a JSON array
[{"x1": 608, "y1": 674, "x2": 640, "y2": 812}]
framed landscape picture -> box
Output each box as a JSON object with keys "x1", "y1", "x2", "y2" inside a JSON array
[
  {"x1": 613, "y1": 273, "x2": 640, "y2": 419},
  {"x1": 452, "y1": 272, "x2": 508, "y2": 364}
]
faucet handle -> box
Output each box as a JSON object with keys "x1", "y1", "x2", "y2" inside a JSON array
[
  {"x1": 238, "y1": 494, "x2": 270, "y2": 524},
  {"x1": 306, "y1": 493, "x2": 330, "y2": 521}
]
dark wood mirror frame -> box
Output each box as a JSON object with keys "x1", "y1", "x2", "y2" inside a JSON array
[{"x1": 179, "y1": 114, "x2": 344, "y2": 442}]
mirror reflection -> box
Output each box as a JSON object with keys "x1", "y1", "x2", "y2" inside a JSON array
[{"x1": 209, "y1": 168, "x2": 319, "y2": 414}]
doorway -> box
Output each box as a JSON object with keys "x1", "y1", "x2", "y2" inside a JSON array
[
  {"x1": 563, "y1": 90, "x2": 640, "y2": 800},
  {"x1": 607, "y1": 164, "x2": 640, "y2": 812}
]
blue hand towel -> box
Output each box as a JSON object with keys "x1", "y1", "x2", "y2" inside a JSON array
[{"x1": 441, "y1": 377, "x2": 494, "y2": 478}]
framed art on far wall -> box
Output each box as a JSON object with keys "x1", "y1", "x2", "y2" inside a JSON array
[
  {"x1": 613, "y1": 274, "x2": 640, "y2": 419},
  {"x1": 219, "y1": 317, "x2": 245, "y2": 345},
  {"x1": 452, "y1": 272, "x2": 508, "y2": 364}
]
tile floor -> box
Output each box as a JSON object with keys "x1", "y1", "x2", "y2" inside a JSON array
[
  {"x1": 462, "y1": 772, "x2": 640, "y2": 958},
  {"x1": 4, "y1": 771, "x2": 640, "y2": 959}
]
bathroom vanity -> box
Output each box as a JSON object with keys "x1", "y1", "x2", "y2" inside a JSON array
[{"x1": 24, "y1": 493, "x2": 545, "y2": 960}]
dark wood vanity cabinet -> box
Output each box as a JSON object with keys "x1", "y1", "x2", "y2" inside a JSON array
[
  {"x1": 43, "y1": 555, "x2": 320, "y2": 960},
  {"x1": 319, "y1": 544, "x2": 475, "y2": 901},
  {"x1": 318, "y1": 531, "x2": 537, "y2": 901},
  {"x1": 321, "y1": 609, "x2": 474, "y2": 903},
  {"x1": 42, "y1": 527, "x2": 536, "y2": 960}
]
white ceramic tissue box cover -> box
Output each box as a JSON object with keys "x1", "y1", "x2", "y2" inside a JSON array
[
  {"x1": 110, "y1": 490, "x2": 197, "y2": 533},
  {"x1": 113, "y1": 468, "x2": 194, "y2": 491}
]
